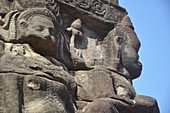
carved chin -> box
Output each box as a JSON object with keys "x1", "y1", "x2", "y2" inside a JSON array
[{"x1": 17, "y1": 36, "x2": 56, "y2": 56}]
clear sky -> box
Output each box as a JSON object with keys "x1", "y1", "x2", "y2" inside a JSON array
[{"x1": 119, "y1": 0, "x2": 170, "y2": 113}]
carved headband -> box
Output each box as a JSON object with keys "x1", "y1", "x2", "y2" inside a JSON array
[{"x1": 18, "y1": 8, "x2": 59, "y2": 25}]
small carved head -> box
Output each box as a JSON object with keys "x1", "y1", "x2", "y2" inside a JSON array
[{"x1": 16, "y1": 8, "x2": 60, "y2": 56}]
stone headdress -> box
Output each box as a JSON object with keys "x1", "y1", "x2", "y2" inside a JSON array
[
  {"x1": 17, "y1": 8, "x2": 59, "y2": 24},
  {"x1": 17, "y1": 0, "x2": 60, "y2": 23}
]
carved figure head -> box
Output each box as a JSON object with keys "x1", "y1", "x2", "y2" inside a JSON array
[{"x1": 16, "y1": 8, "x2": 60, "y2": 56}]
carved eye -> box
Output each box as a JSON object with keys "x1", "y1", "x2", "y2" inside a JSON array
[{"x1": 32, "y1": 25, "x2": 44, "y2": 32}]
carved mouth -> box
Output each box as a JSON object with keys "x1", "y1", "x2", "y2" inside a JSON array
[{"x1": 15, "y1": 36, "x2": 56, "y2": 56}]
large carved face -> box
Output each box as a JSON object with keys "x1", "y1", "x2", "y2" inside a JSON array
[{"x1": 17, "y1": 15, "x2": 58, "y2": 56}]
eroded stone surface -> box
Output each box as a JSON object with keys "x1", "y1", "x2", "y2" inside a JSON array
[{"x1": 0, "y1": 0, "x2": 159, "y2": 113}]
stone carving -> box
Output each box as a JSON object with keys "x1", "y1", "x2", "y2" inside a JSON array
[
  {"x1": 0, "y1": 0, "x2": 159, "y2": 113},
  {"x1": 0, "y1": 6, "x2": 76, "y2": 113},
  {"x1": 75, "y1": 0, "x2": 91, "y2": 10},
  {"x1": 0, "y1": 0, "x2": 124, "y2": 24},
  {"x1": 91, "y1": 0, "x2": 106, "y2": 16}
]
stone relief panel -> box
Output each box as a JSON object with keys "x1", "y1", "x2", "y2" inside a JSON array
[{"x1": 0, "y1": 0, "x2": 159, "y2": 113}]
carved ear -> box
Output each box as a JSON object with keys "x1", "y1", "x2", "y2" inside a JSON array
[{"x1": 18, "y1": 20, "x2": 28, "y2": 29}]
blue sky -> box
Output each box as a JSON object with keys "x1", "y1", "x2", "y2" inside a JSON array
[{"x1": 119, "y1": 1, "x2": 170, "y2": 113}]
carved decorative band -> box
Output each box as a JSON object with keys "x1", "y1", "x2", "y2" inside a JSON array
[
  {"x1": 11, "y1": 0, "x2": 126, "y2": 23},
  {"x1": 91, "y1": 0, "x2": 106, "y2": 16},
  {"x1": 75, "y1": 0, "x2": 91, "y2": 10},
  {"x1": 58, "y1": 0, "x2": 127, "y2": 22}
]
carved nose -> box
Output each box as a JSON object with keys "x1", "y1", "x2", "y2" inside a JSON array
[{"x1": 43, "y1": 29, "x2": 51, "y2": 40}]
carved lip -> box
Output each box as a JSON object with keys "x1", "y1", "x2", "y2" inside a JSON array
[{"x1": 11, "y1": 36, "x2": 56, "y2": 56}]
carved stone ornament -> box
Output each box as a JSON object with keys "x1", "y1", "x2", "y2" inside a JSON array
[
  {"x1": 75, "y1": 0, "x2": 91, "y2": 10},
  {"x1": 91, "y1": 0, "x2": 106, "y2": 16},
  {"x1": 0, "y1": 0, "x2": 159, "y2": 113}
]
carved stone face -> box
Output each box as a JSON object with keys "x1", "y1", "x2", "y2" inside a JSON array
[{"x1": 17, "y1": 15, "x2": 58, "y2": 56}]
